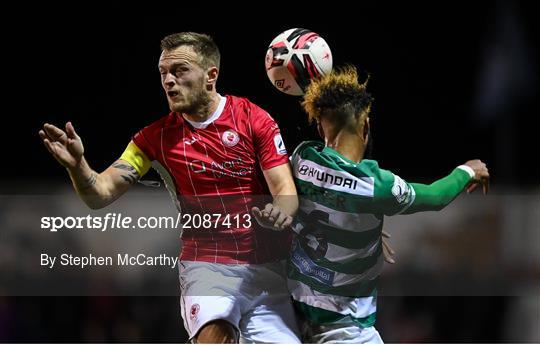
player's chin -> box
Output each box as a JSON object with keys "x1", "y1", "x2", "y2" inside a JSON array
[{"x1": 169, "y1": 100, "x2": 187, "y2": 113}]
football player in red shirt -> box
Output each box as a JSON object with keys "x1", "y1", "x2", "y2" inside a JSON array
[{"x1": 40, "y1": 32, "x2": 300, "y2": 343}]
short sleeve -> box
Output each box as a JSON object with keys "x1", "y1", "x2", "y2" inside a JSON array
[
  {"x1": 132, "y1": 127, "x2": 157, "y2": 161},
  {"x1": 250, "y1": 104, "x2": 290, "y2": 170}
]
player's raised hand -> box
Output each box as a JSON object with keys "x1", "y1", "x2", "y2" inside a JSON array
[
  {"x1": 251, "y1": 203, "x2": 293, "y2": 231},
  {"x1": 39, "y1": 122, "x2": 84, "y2": 169},
  {"x1": 463, "y1": 159, "x2": 490, "y2": 195}
]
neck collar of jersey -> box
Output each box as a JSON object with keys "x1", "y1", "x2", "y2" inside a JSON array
[
  {"x1": 183, "y1": 94, "x2": 226, "y2": 129},
  {"x1": 322, "y1": 145, "x2": 360, "y2": 166}
]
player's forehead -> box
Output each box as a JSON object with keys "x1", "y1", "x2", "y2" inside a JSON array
[{"x1": 159, "y1": 45, "x2": 201, "y2": 68}]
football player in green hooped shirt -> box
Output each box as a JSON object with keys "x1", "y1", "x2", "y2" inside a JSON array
[{"x1": 287, "y1": 65, "x2": 490, "y2": 343}]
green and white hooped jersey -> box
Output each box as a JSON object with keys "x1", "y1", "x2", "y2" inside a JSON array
[{"x1": 288, "y1": 140, "x2": 417, "y2": 328}]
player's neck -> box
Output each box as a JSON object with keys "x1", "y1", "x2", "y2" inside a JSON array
[
  {"x1": 326, "y1": 132, "x2": 365, "y2": 163},
  {"x1": 183, "y1": 92, "x2": 221, "y2": 122}
]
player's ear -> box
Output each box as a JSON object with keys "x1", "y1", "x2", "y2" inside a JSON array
[
  {"x1": 206, "y1": 66, "x2": 219, "y2": 88},
  {"x1": 363, "y1": 117, "x2": 370, "y2": 143},
  {"x1": 317, "y1": 120, "x2": 325, "y2": 139}
]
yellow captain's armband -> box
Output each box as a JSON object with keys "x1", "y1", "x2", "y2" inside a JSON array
[{"x1": 119, "y1": 141, "x2": 151, "y2": 177}]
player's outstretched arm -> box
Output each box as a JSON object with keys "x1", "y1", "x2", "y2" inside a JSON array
[
  {"x1": 252, "y1": 163, "x2": 298, "y2": 230},
  {"x1": 403, "y1": 159, "x2": 489, "y2": 214},
  {"x1": 39, "y1": 122, "x2": 139, "y2": 209}
]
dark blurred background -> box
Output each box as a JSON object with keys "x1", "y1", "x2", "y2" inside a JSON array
[{"x1": 1, "y1": 0, "x2": 539, "y2": 342}]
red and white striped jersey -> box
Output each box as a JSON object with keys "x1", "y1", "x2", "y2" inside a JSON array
[{"x1": 128, "y1": 95, "x2": 292, "y2": 264}]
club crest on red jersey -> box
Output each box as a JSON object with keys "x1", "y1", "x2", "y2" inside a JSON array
[{"x1": 222, "y1": 129, "x2": 240, "y2": 147}]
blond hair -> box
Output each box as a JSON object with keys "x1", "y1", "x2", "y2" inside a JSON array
[{"x1": 302, "y1": 65, "x2": 373, "y2": 124}]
